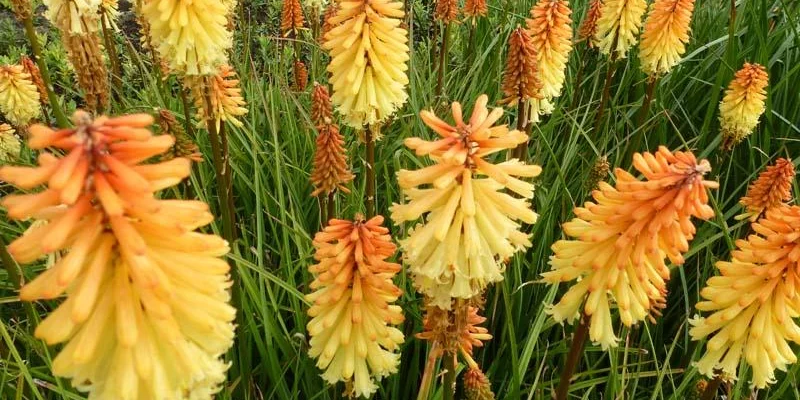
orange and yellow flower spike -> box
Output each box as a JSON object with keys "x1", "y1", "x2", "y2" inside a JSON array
[
  {"x1": 639, "y1": 0, "x2": 696, "y2": 76},
  {"x1": 526, "y1": 0, "x2": 573, "y2": 119},
  {"x1": 500, "y1": 28, "x2": 542, "y2": 107},
  {"x1": 542, "y1": 147, "x2": 718, "y2": 349},
  {"x1": 306, "y1": 216, "x2": 405, "y2": 398},
  {"x1": 391, "y1": 95, "x2": 541, "y2": 309},
  {"x1": 738, "y1": 158, "x2": 795, "y2": 221},
  {"x1": 310, "y1": 84, "x2": 354, "y2": 196},
  {"x1": 691, "y1": 204, "x2": 800, "y2": 388},
  {"x1": 186, "y1": 64, "x2": 249, "y2": 130},
  {"x1": 0, "y1": 64, "x2": 42, "y2": 126},
  {"x1": 720, "y1": 63, "x2": 769, "y2": 149},
  {"x1": 0, "y1": 111, "x2": 235, "y2": 399}
]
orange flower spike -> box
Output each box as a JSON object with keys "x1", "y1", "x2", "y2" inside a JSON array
[
  {"x1": 738, "y1": 158, "x2": 795, "y2": 221},
  {"x1": 311, "y1": 83, "x2": 334, "y2": 126},
  {"x1": 500, "y1": 28, "x2": 542, "y2": 107},
  {"x1": 293, "y1": 59, "x2": 309, "y2": 91},
  {"x1": 281, "y1": 0, "x2": 306, "y2": 36},
  {"x1": 306, "y1": 215, "x2": 404, "y2": 398},
  {"x1": 691, "y1": 204, "x2": 800, "y2": 388},
  {"x1": 720, "y1": 63, "x2": 769, "y2": 149},
  {"x1": 0, "y1": 111, "x2": 235, "y2": 399},
  {"x1": 463, "y1": 0, "x2": 487, "y2": 23},
  {"x1": 542, "y1": 147, "x2": 718, "y2": 349},
  {"x1": 435, "y1": 0, "x2": 458, "y2": 23},
  {"x1": 20, "y1": 55, "x2": 48, "y2": 105},
  {"x1": 579, "y1": 0, "x2": 603, "y2": 48}
]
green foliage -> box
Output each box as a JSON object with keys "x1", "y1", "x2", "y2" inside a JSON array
[{"x1": 1, "y1": 0, "x2": 799, "y2": 399}]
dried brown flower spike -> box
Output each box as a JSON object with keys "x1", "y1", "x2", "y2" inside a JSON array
[{"x1": 158, "y1": 109, "x2": 203, "y2": 162}]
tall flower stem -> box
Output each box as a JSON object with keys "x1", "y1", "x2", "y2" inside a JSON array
[
  {"x1": 364, "y1": 126, "x2": 376, "y2": 218},
  {"x1": 21, "y1": 16, "x2": 68, "y2": 128},
  {"x1": 513, "y1": 102, "x2": 529, "y2": 161},
  {"x1": 593, "y1": 35, "x2": 619, "y2": 134},
  {"x1": 442, "y1": 350, "x2": 456, "y2": 400},
  {"x1": 178, "y1": 86, "x2": 195, "y2": 139},
  {"x1": 435, "y1": 23, "x2": 451, "y2": 98},
  {"x1": 203, "y1": 79, "x2": 236, "y2": 243},
  {"x1": 629, "y1": 77, "x2": 658, "y2": 160},
  {"x1": 570, "y1": 48, "x2": 590, "y2": 111},
  {"x1": 555, "y1": 314, "x2": 590, "y2": 400},
  {"x1": 327, "y1": 191, "x2": 336, "y2": 221},
  {"x1": 100, "y1": 13, "x2": 123, "y2": 100},
  {"x1": 319, "y1": 195, "x2": 328, "y2": 228},
  {"x1": 700, "y1": 0, "x2": 736, "y2": 148}
]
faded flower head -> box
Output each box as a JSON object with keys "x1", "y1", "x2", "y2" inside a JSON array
[
  {"x1": 306, "y1": 216, "x2": 405, "y2": 398},
  {"x1": 720, "y1": 63, "x2": 768, "y2": 149},
  {"x1": 141, "y1": 0, "x2": 232, "y2": 75},
  {"x1": 526, "y1": 0, "x2": 573, "y2": 119},
  {"x1": 20, "y1": 55, "x2": 48, "y2": 106},
  {"x1": 690, "y1": 204, "x2": 800, "y2": 388},
  {"x1": 0, "y1": 64, "x2": 42, "y2": 127},
  {"x1": 639, "y1": 0, "x2": 696, "y2": 76},
  {"x1": 186, "y1": 64, "x2": 248, "y2": 130},
  {"x1": 416, "y1": 302, "x2": 492, "y2": 355},
  {"x1": 542, "y1": 147, "x2": 718, "y2": 349},
  {"x1": 500, "y1": 27, "x2": 542, "y2": 107},
  {"x1": 390, "y1": 95, "x2": 541, "y2": 308},
  {"x1": 0, "y1": 111, "x2": 235, "y2": 399},
  {"x1": 738, "y1": 158, "x2": 794, "y2": 221},
  {"x1": 323, "y1": 0, "x2": 409, "y2": 127},
  {"x1": 44, "y1": 0, "x2": 101, "y2": 34},
  {"x1": 157, "y1": 109, "x2": 203, "y2": 162},
  {"x1": 594, "y1": 0, "x2": 648, "y2": 59}
]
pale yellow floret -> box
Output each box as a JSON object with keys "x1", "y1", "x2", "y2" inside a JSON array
[
  {"x1": 0, "y1": 65, "x2": 42, "y2": 127},
  {"x1": 44, "y1": 0, "x2": 102, "y2": 34},
  {"x1": 594, "y1": 0, "x2": 648, "y2": 59}
]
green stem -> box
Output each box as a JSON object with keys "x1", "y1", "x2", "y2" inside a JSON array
[
  {"x1": 435, "y1": 23, "x2": 451, "y2": 98},
  {"x1": 0, "y1": 236, "x2": 22, "y2": 290},
  {"x1": 513, "y1": 101, "x2": 529, "y2": 161},
  {"x1": 593, "y1": 34, "x2": 619, "y2": 135},
  {"x1": 100, "y1": 12, "x2": 123, "y2": 102},
  {"x1": 442, "y1": 350, "x2": 456, "y2": 400},
  {"x1": 701, "y1": 0, "x2": 737, "y2": 148},
  {"x1": 327, "y1": 191, "x2": 336, "y2": 221},
  {"x1": 21, "y1": 15, "x2": 69, "y2": 127},
  {"x1": 555, "y1": 314, "x2": 590, "y2": 400},
  {"x1": 203, "y1": 79, "x2": 235, "y2": 243},
  {"x1": 365, "y1": 126, "x2": 376, "y2": 219},
  {"x1": 178, "y1": 86, "x2": 195, "y2": 139},
  {"x1": 629, "y1": 77, "x2": 658, "y2": 160}
]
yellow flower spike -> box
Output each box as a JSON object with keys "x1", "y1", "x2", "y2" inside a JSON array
[
  {"x1": 526, "y1": 0, "x2": 573, "y2": 119},
  {"x1": 322, "y1": 0, "x2": 409, "y2": 128},
  {"x1": 306, "y1": 216, "x2": 405, "y2": 398},
  {"x1": 20, "y1": 56, "x2": 48, "y2": 106},
  {"x1": 691, "y1": 204, "x2": 800, "y2": 388},
  {"x1": 141, "y1": 0, "x2": 232, "y2": 75},
  {"x1": 391, "y1": 95, "x2": 541, "y2": 309},
  {"x1": 0, "y1": 111, "x2": 235, "y2": 400},
  {"x1": 542, "y1": 147, "x2": 718, "y2": 349},
  {"x1": 0, "y1": 123, "x2": 21, "y2": 162},
  {"x1": 186, "y1": 64, "x2": 249, "y2": 130},
  {"x1": 0, "y1": 64, "x2": 42, "y2": 127},
  {"x1": 639, "y1": 0, "x2": 695, "y2": 76},
  {"x1": 720, "y1": 63, "x2": 769, "y2": 149},
  {"x1": 594, "y1": 0, "x2": 648, "y2": 59}
]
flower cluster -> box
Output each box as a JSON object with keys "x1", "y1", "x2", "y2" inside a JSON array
[
  {"x1": 20, "y1": 55, "x2": 48, "y2": 106},
  {"x1": 186, "y1": 64, "x2": 249, "y2": 129},
  {"x1": 690, "y1": 204, "x2": 800, "y2": 388},
  {"x1": 738, "y1": 158, "x2": 795, "y2": 221},
  {"x1": 0, "y1": 64, "x2": 42, "y2": 126},
  {"x1": 391, "y1": 95, "x2": 541, "y2": 309},
  {"x1": 435, "y1": 0, "x2": 458, "y2": 23},
  {"x1": 500, "y1": 28, "x2": 542, "y2": 107},
  {"x1": 464, "y1": 0, "x2": 487, "y2": 23},
  {"x1": 0, "y1": 123, "x2": 20, "y2": 162},
  {"x1": 0, "y1": 111, "x2": 235, "y2": 399},
  {"x1": 595, "y1": 0, "x2": 648, "y2": 59},
  {"x1": 306, "y1": 216, "x2": 405, "y2": 398},
  {"x1": 720, "y1": 63, "x2": 769, "y2": 149},
  {"x1": 578, "y1": 0, "x2": 603, "y2": 48},
  {"x1": 140, "y1": 0, "x2": 233, "y2": 75},
  {"x1": 310, "y1": 84, "x2": 353, "y2": 197},
  {"x1": 323, "y1": 0, "x2": 409, "y2": 127},
  {"x1": 639, "y1": 0, "x2": 696, "y2": 76},
  {"x1": 281, "y1": 0, "x2": 305, "y2": 37},
  {"x1": 526, "y1": 0, "x2": 573, "y2": 119},
  {"x1": 542, "y1": 147, "x2": 718, "y2": 349}
]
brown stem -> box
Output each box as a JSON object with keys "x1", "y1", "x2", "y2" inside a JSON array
[
  {"x1": 327, "y1": 191, "x2": 336, "y2": 221},
  {"x1": 513, "y1": 101, "x2": 529, "y2": 161},
  {"x1": 203, "y1": 79, "x2": 235, "y2": 243},
  {"x1": 430, "y1": 20, "x2": 440, "y2": 66},
  {"x1": 364, "y1": 126, "x2": 376, "y2": 219},
  {"x1": 435, "y1": 23, "x2": 451, "y2": 98},
  {"x1": 555, "y1": 314, "x2": 590, "y2": 400},
  {"x1": 700, "y1": 376, "x2": 723, "y2": 400},
  {"x1": 319, "y1": 195, "x2": 328, "y2": 229},
  {"x1": 637, "y1": 77, "x2": 658, "y2": 127},
  {"x1": 178, "y1": 86, "x2": 195, "y2": 139},
  {"x1": 592, "y1": 34, "x2": 619, "y2": 135},
  {"x1": 569, "y1": 47, "x2": 589, "y2": 112},
  {"x1": 21, "y1": 15, "x2": 69, "y2": 127}
]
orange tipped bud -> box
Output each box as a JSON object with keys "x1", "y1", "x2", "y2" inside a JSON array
[
  {"x1": 293, "y1": 59, "x2": 308, "y2": 92},
  {"x1": 500, "y1": 28, "x2": 542, "y2": 106},
  {"x1": 281, "y1": 0, "x2": 306, "y2": 37},
  {"x1": 739, "y1": 158, "x2": 794, "y2": 221}
]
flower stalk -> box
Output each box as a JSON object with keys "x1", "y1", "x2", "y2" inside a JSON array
[
  {"x1": 20, "y1": 14, "x2": 68, "y2": 127},
  {"x1": 204, "y1": 78, "x2": 236, "y2": 242},
  {"x1": 555, "y1": 314, "x2": 589, "y2": 400}
]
